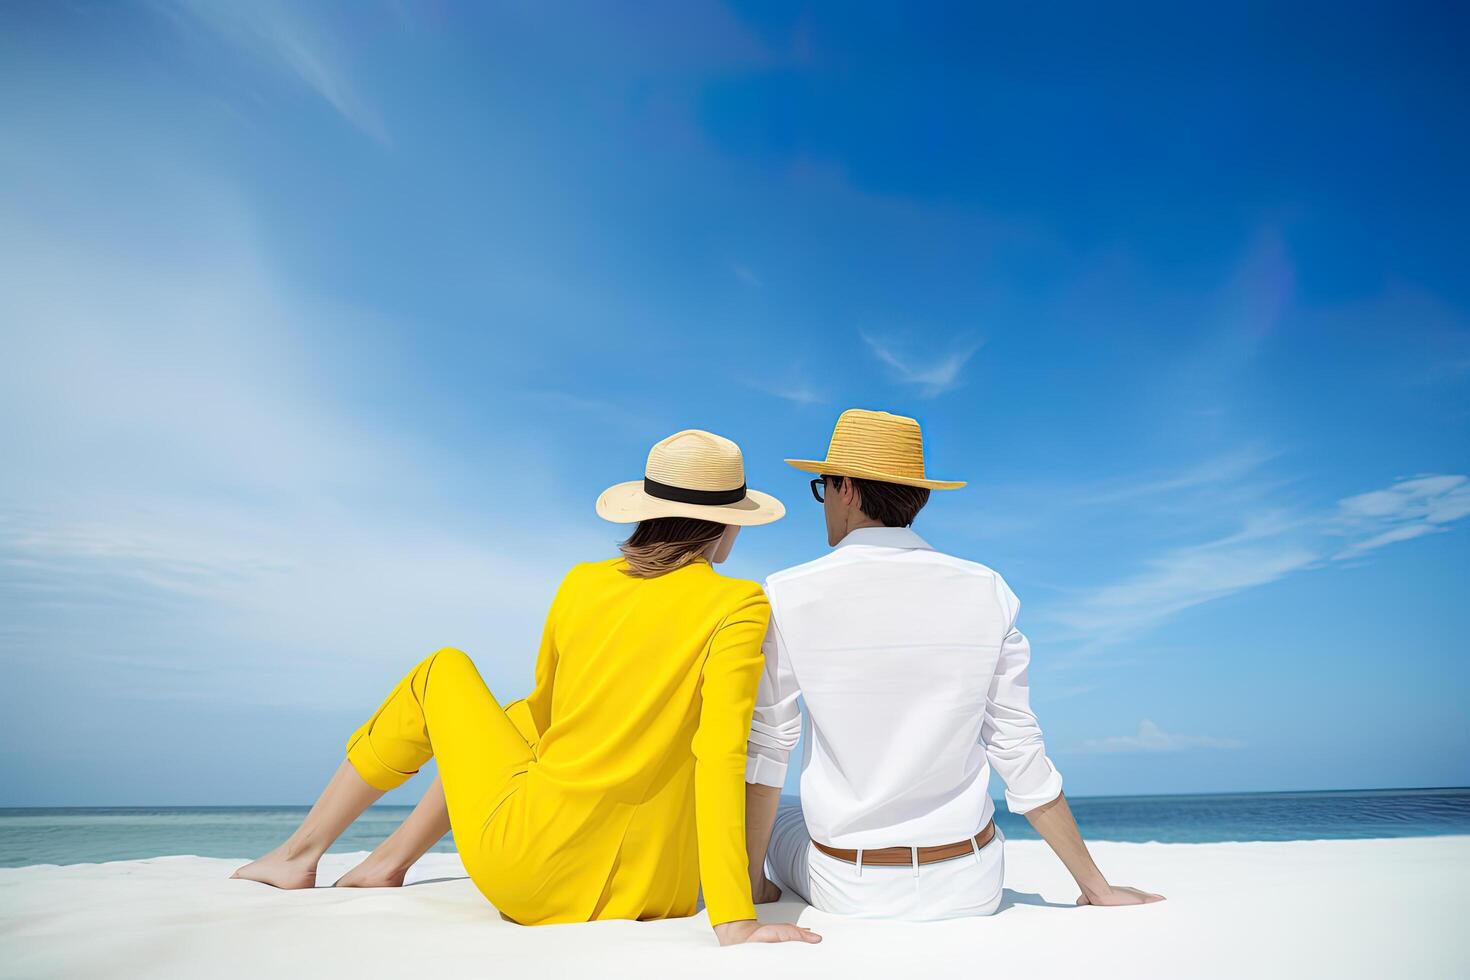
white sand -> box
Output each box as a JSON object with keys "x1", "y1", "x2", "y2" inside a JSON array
[{"x1": 1, "y1": 837, "x2": 1466, "y2": 979}]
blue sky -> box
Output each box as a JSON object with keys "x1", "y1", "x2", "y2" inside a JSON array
[{"x1": 1, "y1": 1, "x2": 1466, "y2": 806}]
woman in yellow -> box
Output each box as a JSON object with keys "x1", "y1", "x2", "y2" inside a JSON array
[{"x1": 233, "y1": 430, "x2": 820, "y2": 946}]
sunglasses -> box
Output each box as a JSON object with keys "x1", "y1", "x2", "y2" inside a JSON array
[{"x1": 810, "y1": 477, "x2": 828, "y2": 503}]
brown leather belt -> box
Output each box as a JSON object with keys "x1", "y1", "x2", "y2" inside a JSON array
[{"x1": 811, "y1": 819, "x2": 996, "y2": 867}]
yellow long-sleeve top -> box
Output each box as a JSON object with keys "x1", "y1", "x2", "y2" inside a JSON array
[{"x1": 483, "y1": 556, "x2": 768, "y2": 927}]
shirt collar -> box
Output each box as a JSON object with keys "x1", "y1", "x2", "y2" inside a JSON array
[{"x1": 834, "y1": 526, "x2": 934, "y2": 551}]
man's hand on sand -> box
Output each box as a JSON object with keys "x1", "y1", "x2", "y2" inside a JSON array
[
  {"x1": 714, "y1": 920, "x2": 822, "y2": 945},
  {"x1": 1077, "y1": 884, "x2": 1165, "y2": 906}
]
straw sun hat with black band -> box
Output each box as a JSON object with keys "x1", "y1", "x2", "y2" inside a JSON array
[{"x1": 596, "y1": 429, "x2": 786, "y2": 526}]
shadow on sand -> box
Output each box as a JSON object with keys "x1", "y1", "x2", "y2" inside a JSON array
[
  {"x1": 760, "y1": 890, "x2": 1075, "y2": 920},
  {"x1": 397, "y1": 882, "x2": 1077, "y2": 917},
  {"x1": 997, "y1": 889, "x2": 1076, "y2": 911}
]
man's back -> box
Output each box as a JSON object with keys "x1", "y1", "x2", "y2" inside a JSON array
[{"x1": 749, "y1": 526, "x2": 1063, "y2": 849}]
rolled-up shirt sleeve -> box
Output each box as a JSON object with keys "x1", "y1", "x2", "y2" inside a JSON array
[
  {"x1": 982, "y1": 581, "x2": 1064, "y2": 814},
  {"x1": 745, "y1": 604, "x2": 803, "y2": 788}
]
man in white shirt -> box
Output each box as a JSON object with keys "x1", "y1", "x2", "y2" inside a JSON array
[{"x1": 743, "y1": 409, "x2": 1163, "y2": 920}]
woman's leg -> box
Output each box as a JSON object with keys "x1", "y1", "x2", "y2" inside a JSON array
[
  {"x1": 335, "y1": 775, "x2": 451, "y2": 887},
  {"x1": 234, "y1": 647, "x2": 532, "y2": 891},
  {"x1": 335, "y1": 696, "x2": 539, "y2": 888},
  {"x1": 231, "y1": 759, "x2": 385, "y2": 888}
]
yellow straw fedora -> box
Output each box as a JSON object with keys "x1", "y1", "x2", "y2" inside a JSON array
[
  {"x1": 597, "y1": 429, "x2": 786, "y2": 526},
  {"x1": 785, "y1": 408, "x2": 966, "y2": 490}
]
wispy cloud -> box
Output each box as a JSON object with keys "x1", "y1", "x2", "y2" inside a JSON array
[
  {"x1": 860, "y1": 331, "x2": 982, "y2": 397},
  {"x1": 0, "y1": 504, "x2": 586, "y2": 708},
  {"x1": 1058, "y1": 471, "x2": 1469, "y2": 642},
  {"x1": 1076, "y1": 719, "x2": 1245, "y2": 754},
  {"x1": 1061, "y1": 527, "x2": 1318, "y2": 637},
  {"x1": 161, "y1": 0, "x2": 389, "y2": 144},
  {"x1": 741, "y1": 368, "x2": 826, "y2": 406},
  {"x1": 1330, "y1": 475, "x2": 1470, "y2": 559},
  {"x1": 1083, "y1": 445, "x2": 1281, "y2": 504}
]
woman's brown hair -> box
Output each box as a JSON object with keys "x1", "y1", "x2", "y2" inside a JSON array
[{"x1": 618, "y1": 516, "x2": 726, "y2": 578}]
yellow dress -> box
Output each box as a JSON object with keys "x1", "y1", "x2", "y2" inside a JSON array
[{"x1": 343, "y1": 557, "x2": 768, "y2": 926}]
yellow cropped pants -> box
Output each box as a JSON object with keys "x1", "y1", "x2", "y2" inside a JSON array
[{"x1": 345, "y1": 648, "x2": 538, "y2": 914}]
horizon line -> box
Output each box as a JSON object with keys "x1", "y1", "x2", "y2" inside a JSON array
[{"x1": 3, "y1": 785, "x2": 1466, "y2": 811}]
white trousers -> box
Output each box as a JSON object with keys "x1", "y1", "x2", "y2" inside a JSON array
[{"x1": 764, "y1": 805, "x2": 1005, "y2": 921}]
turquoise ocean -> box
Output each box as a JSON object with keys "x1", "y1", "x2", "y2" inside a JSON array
[{"x1": 1, "y1": 788, "x2": 1467, "y2": 868}]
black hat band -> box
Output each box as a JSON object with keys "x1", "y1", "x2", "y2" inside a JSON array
[{"x1": 643, "y1": 477, "x2": 747, "y2": 506}]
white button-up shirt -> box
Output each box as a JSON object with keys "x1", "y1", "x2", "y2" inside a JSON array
[{"x1": 746, "y1": 526, "x2": 1063, "y2": 848}]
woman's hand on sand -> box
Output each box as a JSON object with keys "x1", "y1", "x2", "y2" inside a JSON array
[
  {"x1": 1077, "y1": 884, "x2": 1165, "y2": 906},
  {"x1": 714, "y1": 919, "x2": 822, "y2": 945},
  {"x1": 751, "y1": 875, "x2": 783, "y2": 904}
]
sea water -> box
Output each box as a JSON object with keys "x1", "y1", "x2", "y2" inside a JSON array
[{"x1": 1, "y1": 787, "x2": 1466, "y2": 868}]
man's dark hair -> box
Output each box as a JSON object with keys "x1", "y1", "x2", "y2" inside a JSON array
[{"x1": 826, "y1": 474, "x2": 930, "y2": 528}]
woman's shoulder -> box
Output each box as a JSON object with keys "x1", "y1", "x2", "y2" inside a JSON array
[
  {"x1": 578, "y1": 557, "x2": 627, "y2": 574},
  {"x1": 701, "y1": 567, "x2": 770, "y2": 611},
  {"x1": 566, "y1": 557, "x2": 767, "y2": 604},
  {"x1": 567, "y1": 557, "x2": 625, "y2": 575},
  {"x1": 552, "y1": 558, "x2": 622, "y2": 593}
]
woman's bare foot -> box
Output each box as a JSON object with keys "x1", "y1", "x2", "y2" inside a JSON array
[
  {"x1": 334, "y1": 857, "x2": 409, "y2": 888},
  {"x1": 333, "y1": 775, "x2": 449, "y2": 888},
  {"x1": 230, "y1": 846, "x2": 320, "y2": 889},
  {"x1": 228, "y1": 761, "x2": 387, "y2": 890}
]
